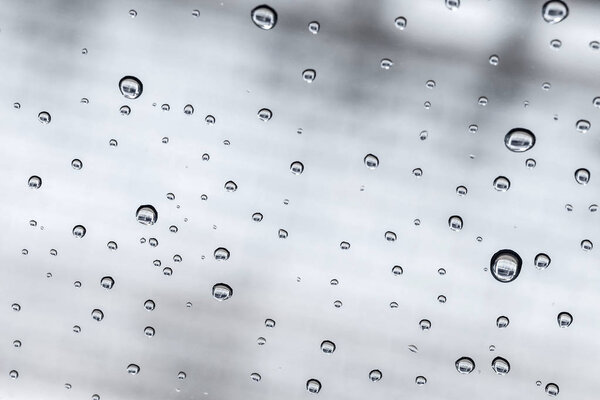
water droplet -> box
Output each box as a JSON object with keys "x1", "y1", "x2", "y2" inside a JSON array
[
  {"x1": 184, "y1": 104, "x2": 194, "y2": 115},
  {"x1": 423, "y1": 101, "x2": 431, "y2": 110},
  {"x1": 536, "y1": 381, "x2": 542, "y2": 386},
  {"x1": 330, "y1": 279, "x2": 339, "y2": 285},
  {"x1": 37, "y1": 111, "x2": 52, "y2": 125},
  {"x1": 320, "y1": 340, "x2": 336, "y2": 354},
  {"x1": 490, "y1": 249, "x2": 522, "y2": 283},
  {"x1": 11, "y1": 303, "x2": 21, "y2": 312},
  {"x1": 419, "y1": 319, "x2": 431, "y2": 331},
  {"x1": 214, "y1": 247, "x2": 230, "y2": 261},
  {"x1": 161, "y1": 137, "x2": 169, "y2": 144},
  {"x1": 340, "y1": 241, "x2": 350, "y2": 250},
  {"x1": 13, "y1": 102, "x2": 20, "y2": 109},
  {"x1": 415, "y1": 376, "x2": 427, "y2": 385},
  {"x1": 91, "y1": 309, "x2": 104, "y2": 321},
  {"x1": 380, "y1": 58, "x2": 393, "y2": 70},
  {"x1": 73, "y1": 325, "x2": 81, "y2": 333},
  {"x1": 308, "y1": 21, "x2": 320, "y2": 34},
  {"x1": 448, "y1": 215, "x2": 463, "y2": 231},
  {"x1": 28, "y1": 175, "x2": 42, "y2": 189},
  {"x1": 278, "y1": 229, "x2": 288, "y2": 239},
  {"x1": 575, "y1": 119, "x2": 591, "y2": 134},
  {"x1": 438, "y1": 268, "x2": 446, "y2": 275},
  {"x1": 119, "y1": 76, "x2": 143, "y2": 99},
  {"x1": 557, "y1": 311, "x2": 573, "y2": 327},
  {"x1": 493, "y1": 176, "x2": 511, "y2": 192},
  {"x1": 581, "y1": 239, "x2": 593, "y2": 251},
  {"x1": 169, "y1": 225, "x2": 178, "y2": 233},
  {"x1": 71, "y1": 159, "x2": 83, "y2": 170},
  {"x1": 74, "y1": 281, "x2": 81, "y2": 288},
  {"x1": 542, "y1": 82, "x2": 552, "y2": 91},
  {"x1": 72, "y1": 225, "x2": 86, "y2": 238},
  {"x1": 251, "y1": 5, "x2": 277, "y2": 30},
  {"x1": 144, "y1": 326, "x2": 155, "y2": 337},
  {"x1": 9, "y1": 370, "x2": 19, "y2": 379},
  {"x1": 13, "y1": 340, "x2": 21, "y2": 348},
  {"x1": 109, "y1": 139, "x2": 118, "y2": 147},
  {"x1": 306, "y1": 379, "x2": 321, "y2": 393},
  {"x1": 369, "y1": 370, "x2": 382, "y2": 382},
  {"x1": 252, "y1": 212, "x2": 263, "y2": 222},
  {"x1": 593, "y1": 97, "x2": 600, "y2": 108},
  {"x1": 505, "y1": 128, "x2": 536, "y2": 152},
  {"x1": 550, "y1": 39, "x2": 562, "y2": 49},
  {"x1": 290, "y1": 161, "x2": 304, "y2": 175},
  {"x1": 412, "y1": 168, "x2": 423, "y2": 177},
  {"x1": 445, "y1": 0, "x2": 460, "y2": 10},
  {"x1": 333, "y1": 300, "x2": 343, "y2": 308},
  {"x1": 80, "y1": 98, "x2": 89, "y2": 104},
  {"x1": 119, "y1": 105, "x2": 131, "y2": 116},
  {"x1": 250, "y1": 373, "x2": 261, "y2": 382},
  {"x1": 302, "y1": 69, "x2": 316, "y2": 83},
  {"x1": 81, "y1": 48, "x2": 88, "y2": 54},
  {"x1": 136, "y1": 205, "x2": 158, "y2": 225},
  {"x1": 392, "y1": 265, "x2": 403, "y2": 275},
  {"x1": 385, "y1": 231, "x2": 397, "y2": 242},
  {"x1": 542, "y1": 1, "x2": 568, "y2": 23},
  {"x1": 205, "y1": 115, "x2": 216, "y2": 124},
  {"x1": 456, "y1": 186, "x2": 468, "y2": 196},
  {"x1": 437, "y1": 295, "x2": 447, "y2": 303},
  {"x1": 478, "y1": 96, "x2": 488, "y2": 106},
  {"x1": 491, "y1": 357, "x2": 510, "y2": 375},
  {"x1": 257, "y1": 336, "x2": 266, "y2": 345},
  {"x1": 574, "y1": 168, "x2": 590, "y2": 185},
  {"x1": 589, "y1": 204, "x2": 598, "y2": 212},
  {"x1": 526, "y1": 158, "x2": 537, "y2": 169},
  {"x1": 201, "y1": 194, "x2": 208, "y2": 201},
  {"x1": 21, "y1": 249, "x2": 28, "y2": 255},
  {"x1": 166, "y1": 193, "x2": 175, "y2": 200},
  {"x1": 65, "y1": 383, "x2": 72, "y2": 389},
  {"x1": 390, "y1": 301, "x2": 398, "y2": 308},
  {"x1": 148, "y1": 238, "x2": 158, "y2": 248},
  {"x1": 534, "y1": 253, "x2": 551, "y2": 270},
  {"x1": 161, "y1": 104, "x2": 170, "y2": 112},
  {"x1": 192, "y1": 9, "x2": 200, "y2": 17},
  {"x1": 394, "y1": 16, "x2": 407, "y2": 30},
  {"x1": 408, "y1": 344, "x2": 418, "y2": 353},
  {"x1": 545, "y1": 383, "x2": 559, "y2": 396},
  {"x1": 265, "y1": 318, "x2": 276, "y2": 328},
  {"x1": 100, "y1": 276, "x2": 114, "y2": 289},
  {"x1": 489, "y1": 54, "x2": 499, "y2": 66},
  {"x1": 419, "y1": 130, "x2": 428, "y2": 140},
  {"x1": 144, "y1": 300, "x2": 156, "y2": 311},
  {"x1": 127, "y1": 364, "x2": 140, "y2": 375},
  {"x1": 129, "y1": 9, "x2": 137, "y2": 18},
  {"x1": 363, "y1": 154, "x2": 379, "y2": 169},
  {"x1": 212, "y1": 283, "x2": 233, "y2": 301},
  {"x1": 455, "y1": 357, "x2": 475, "y2": 374}
]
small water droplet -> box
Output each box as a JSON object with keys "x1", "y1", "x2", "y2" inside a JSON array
[
  {"x1": 593, "y1": 97, "x2": 600, "y2": 108},
  {"x1": 536, "y1": 381, "x2": 542, "y2": 386},
  {"x1": 320, "y1": 340, "x2": 336, "y2": 354},
  {"x1": 330, "y1": 279, "x2": 339, "y2": 285},
  {"x1": 455, "y1": 357, "x2": 475, "y2": 374},
  {"x1": 129, "y1": 9, "x2": 137, "y2": 17},
  {"x1": 557, "y1": 312, "x2": 573, "y2": 327},
  {"x1": 81, "y1": 48, "x2": 88, "y2": 54},
  {"x1": 107, "y1": 241, "x2": 118, "y2": 250},
  {"x1": 119, "y1": 76, "x2": 143, "y2": 99},
  {"x1": 127, "y1": 364, "x2": 140, "y2": 375},
  {"x1": 144, "y1": 300, "x2": 156, "y2": 311},
  {"x1": 491, "y1": 357, "x2": 510, "y2": 375},
  {"x1": 119, "y1": 105, "x2": 131, "y2": 116},
  {"x1": 534, "y1": 253, "x2": 551, "y2": 270},
  {"x1": 419, "y1": 130, "x2": 428, "y2": 140},
  {"x1": 380, "y1": 58, "x2": 393, "y2": 70},
  {"x1": 308, "y1": 21, "x2": 320, "y2": 34},
  {"x1": 493, "y1": 176, "x2": 511, "y2": 192},
  {"x1": 419, "y1": 319, "x2": 431, "y2": 331},
  {"x1": 542, "y1": 0, "x2": 568, "y2": 23},
  {"x1": 184, "y1": 104, "x2": 194, "y2": 115},
  {"x1": 91, "y1": 309, "x2": 104, "y2": 321},
  {"x1": 390, "y1": 301, "x2": 399, "y2": 308},
  {"x1": 340, "y1": 241, "x2": 350, "y2": 250},
  {"x1": 591, "y1": 41, "x2": 600, "y2": 50},
  {"x1": 290, "y1": 161, "x2": 304, "y2": 175},
  {"x1": 394, "y1": 16, "x2": 407, "y2": 30},
  {"x1": 385, "y1": 231, "x2": 397, "y2": 242},
  {"x1": 71, "y1": 159, "x2": 83, "y2": 170},
  {"x1": 149, "y1": 237, "x2": 158, "y2": 247},
  {"x1": 265, "y1": 318, "x2": 276, "y2": 328},
  {"x1": 278, "y1": 229, "x2": 288, "y2": 239},
  {"x1": 214, "y1": 247, "x2": 230, "y2": 261},
  {"x1": 526, "y1": 158, "x2": 537, "y2": 169},
  {"x1": 136, "y1": 205, "x2": 158, "y2": 225},
  {"x1": 550, "y1": 39, "x2": 562, "y2": 49},
  {"x1": 437, "y1": 295, "x2": 447, "y2": 303},
  {"x1": 38, "y1": 111, "x2": 51, "y2": 124},
  {"x1": 257, "y1": 337, "x2": 266, "y2": 345},
  {"x1": 456, "y1": 186, "x2": 468, "y2": 196},
  {"x1": 169, "y1": 225, "x2": 178, "y2": 233},
  {"x1": 408, "y1": 344, "x2": 418, "y2": 353},
  {"x1": 574, "y1": 168, "x2": 590, "y2": 185},
  {"x1": 251, "y1": 5, "x2": 277, "y2": 30},
  {"x1": 423, "y1": 101, "x2": 431, "y2": 110},
  {"x1": 252, "y1": 212, "x2": 263, "y2": 222},
  {"x1": 392, "y1": 265, "x2": 403, "y2": 275},
  {"x1": 212, "y1": 283, "x2": 233, "y2": 301},
  {"x1": 144, "y1": 326, "x2": 155, "y2": 336},
  {"x1": 9, "y1": 370, "x2": 19, "y2": 379},
  {"x1": 80, "y1": 98, "x2": 89, "y2": 104},
  {"x1": 369, "y1": 370, "x2": 382, "y2": 382},
  {"x1": 364, "y1": 154, "x2": 379, "y2": 169},
  {"x1": 589, "y1": 204, "x2": 598, "y2": 212},
  {"x1": 192, "y1": 9, "x2": 200, "y2": 17},
  {"x1": 100, "y1": 276, "x2": 114, "y2": 289},
  {"x1": 333, "y1": 300, "x2": 343, "y2": 308},
  {"x1": 505, "y1": 128, "x2": 536, "y2": 152},
  {"x1": 72, "y1": 225, "x2": 86, "y2": 238},
  {"x1": 161, "y1": 104, "x2": 170, "y2": 112},
  {"x1": 109, "y1": 139, "x2": 118, "y2": 147},
  {"x1": 490, "y1": 250, "x2": 522, "y2": 283},
  {"x1": 205, "y1": 115, "x2": 215, "y2": 125},
  {"x1": 306, "y1": 379, "x2": 321, "y2": 393},
  {"x1": 28, "y1": 175, "x2": 42, "y2": 189},
  {"x1": 489, "y1": 54, "x2": 499, "y2": 66},
  {"x1": 74, "y1": 281, "x2": 82, "y2": 288},
  {"x1": 250, "y1": 373, "x2": 261, "y2": 382},
  {"x1": 545, "y1": 383, "x2": 559, "y2": 396},
  {"x1": 302, "y1": 69, "x2": 316, "y2": 83},
  {"x1": 13, "y1": 102, "x2": 20, "y2": 109},
  {"x1": 412, "y1": 168, "x2": 423, "y2": 177},
  {"x1": 448, "y1": 215, "x2": 463, "y2": 231},
  {"x1": 11, "y1": 303, "x2": 21, "y2": 312},
  {"x1": 478, "y1": 96, "x2": 488, "y2": 106},
  {"x1": 415, "y1": 376, "x2": 427, "y2": 385},
  {"x1": 576, "y1": 120, "x2": 591, "y2": 134}
]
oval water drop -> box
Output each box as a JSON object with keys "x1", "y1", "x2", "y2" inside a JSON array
[
  {"x1": 491, "y1": 357, "x2": 510, "y2": 375},
  {"x1": 505, "y1": 128, "x2": 536, "y2": 152},
  {"x1": 455, "y1": 357, "x2": 475, "y2": 374},
  {"x1": 306, "y1": 379, "x2": 321, "y2": 394},
  {"x1": 394, "y1": 16, "x2": 407, "y2": 30},
  {"x1": 212, "y1": 283, "x2": 233, "y2": 301},
  {"x1": 448, "y1": 215, "x2": 463, "y2": 231},
  {"x1": 534, "y1": 253, "x2": 551, "y2": 270},
  {"x1": 385, "y1": 231, "x2": 397, "y2": 242},
  {"x1": 369, "y1": 370, "x2": 382, "y2": 382},
  {"x1": 545, "y1": 383, "x2": 559, "y2": 396},
  {"x1": 302, "y1": 69, "x2": 316, "y2": 83},
  {"x1": 493, "y1": 176, "x2": 511, "y2": 192},
  {"x1": 72, "y1": 225, "x2": 86, "y2": 238},
  {"x1": 91, "y1": 309, "x2": 104, "y2": 321},
  {"x1": 557, "y1": 311, "x2": 572, "y2": 327},
  {"x1": 415, "y1": 376, "x2": 427, "y2": 385},
  {"x1": 419, "y1": 319, "x2": 431, "y2": 331},
  {"x1": 127, "y1": 364, "x2": 140, "y2": 375},
  {"x1": 364, "y1": 154, "x2": 379, "y2": 169},
  {"x1": 38, "y1": 111, "x2": 51, "y2": 124},
  {"x1": 225, "y1": 181, "x2": 238, "y2": 192},
  {"x1": 490, "y1": 250, "x2": 522, "y2": 283},
  {"x1": 144, "y1": 299, "x2": 155, "y2": 311},
  {"x1": 290, "y1": 161, "x2": 304, "y2": 175},
  {"x1": 214, "y1": 247, "x2": 230, "y2": 261},
  {"x1": 251, "y1": 5, "x2": 277, "y2": 30},
  {"x1": 100, "y1": 276, "x2": 114, "y2": 289},
  {"x1": 28, "y1": 175, "x2": 42, "y2": 189},
  {"x1": 136, "y1": 205, "x2": 158, "y2": 225},
  {"x1": 575, "y1": 168, "x2": 590, "y2": 185},
  {"x1": 308, "y1": 21, "x2": 320, "y2": 34},
  {"x1": 576, "y1": 120, "x2": 591, "y2": 133},
  {"x1": 542, "y1": 1, "x2": 568, "y2": 24}
]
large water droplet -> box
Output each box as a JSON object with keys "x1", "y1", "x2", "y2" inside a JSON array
[
  {"x1": 455, "y1": 357, "x2": 475, "y2": 374},
  {"x1": 320, "y1": 340, "x2": 336, "y2": 354},
  {"x1": 251, "y1": 5, "x2": 277, "y2": 30},
  {"x1": 490, "y1": 250, "x2": 522, "y2": 283},
  {"x1": 542, "y1": 1, "x2": 568, "y2": 24},
  {"x1": 306, "y1": 379, "x2": 321, "y2": 393},
  {"x1": 119, "y1": 76, "x2": 143, "y2": 99},
  {"x1": 136, "y1": 205, "x2": 158, "y2": 225},
  {"x1": 28, "y1": 175, "x2": 42, "y2": 189},
  {"x1": 545, "y1": 383, "x2": 559, "y2": 396},
  {"x1": 448, "y1": 215, "x2": 463, "y2": 231},
  {"x1": 394, "y1": 16, "x2": 407, "y2": 30},
  {"x1": 369, "y1": 370, "x2": 382, "y2": 382},
  {"x1": 364, "y1": 154, "x2": 379, "y2": 169},
  {"x1": 144, "y1": 299, "x2": 156, "y2": 311},
  {"x1": 491, "y1": 357, "x2": 510, "y2": 375},
  {"x1": 308, "y1": 21, "x2": 320, "y2": 34},
  {"x1": 557, "y1": 312, "x2": 572, "y2": 327},
  {"x1": 72, "y1": 225, "x2": 86, "y2": 238},
  {"x1": 127, "y1": 364, "x2": 140, "y2": 375},
  {"x1": 493, "y1": 176, "x2": 511, "y2": 192},
  {"x1": 574, "y1": 168, "x2": 590, "y2": 185},
  {"x1": 100, "y1": 276, "x2": 114, "y2": 289},
  {"x1": 445, "y1": 0, "x2": 460, "y2": 10},
  {"x1": 214, "y1": 247, "x2": 230, "y2": 261},
  {"x1": 419, "y1": 319, "x2": 431, "y2": 331},
  {"x1": 290, "y1": 161, "x2": 304, "y2": 175},
  {"x1": 505, "y1": 128, "x2": 536, "y2": 152},
  {"x1": 534, "y1": 253, "x2": 551, "y2": 270},
  {"x1": 38, "y1": 111, "x2": 51, "y2": 124},
  {"x1": 212, "y1": 283, "x2": 233, "y2": 301},
  {"x1": 576, "y1": 120, "x2": 591, "y2": 133},
  {"x1": 91, "y1": 309, "x2": 104, "y2": 321}
]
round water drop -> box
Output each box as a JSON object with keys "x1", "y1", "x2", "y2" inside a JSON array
[
  {"x1": 576, "y1": 120, "x2": 591, "y2": 134},
  {"x1": 445, "y1": 0, "x2": 460, "y2": 10},
  {"x1": 184, "y1": 104, "x2": 194, "y2": 115},
  {"x1": 455, "y1": 357, "x2": 475, "y2": 374},
  {"x1": 419, "y1": 130, "x2": 428, "y2": 140},
  {"x1": 490, "y1": 249, "x2": 522, "y2": 283},
  {"x1": 423, "y1": 101, "x2": 431, "y2": 110},
  {"x1": 80, "y1": 98, "x2": 89, "y2": 104},
  {"x1": 74, "y1": 281, "x2": 82, "y2": 288},
  {"x1": 71, "y1": 159, "x2": 83, "y2": 170},
  {"x1": 590, "y1": 41, "x2": 600, "y2": 50},
  {"x1": 557, "y1": 311, "x2": 573, "y2": 327},
  {"x1": 136, "y1": 205, "x2": 158, "y2": 225},
  {"x1": 330, "y1": 278, "x2": 339, "y2": 285},
  {"x1": 11, "y1": 303, "x2": 21, "y2": 312},
  {"x1": 581, "y1": 239, "x2": 593, "y2": 251},
  {"x1": 257, "y1": 108, "x2": 273, "y2": 121},
  {"x1": 38, "y1": 111, "x2": 51, "y2": 124},
  {"x1": 127, "y1": 364, "x2": 140, "y2": 375},
  {"x1": 593, "y1": 97, "x2": 600, "y2": 108},
  {"x1": 205, "y1": 115, "x2": 215, "y2": 125},
  {"x1": 412, "y1": 168, "x2": 423, "y2": 177},
  {"x1": 565, "y1": 203, "x2": 574, "y2": 212},
  {"x1": 278, "y1": 229, "x2": 288, "y2": 239},
  {"x1": 251, "y1": 5, "x2": 277, "y2": 30},
  {"x1": 392, "y1": 265, "x2": 403, "y2": 275},
  {"x1": 448, "y1": 215, "x2": 463, "y2": 231},
  {"x1": 369, "y1": 370, "x2": 382, "y2": 382},
  {"x1": 364, "y1": 154, "x2": 379, "y2": 169},
  {"x1": 212, "y1": 283, "x2": 233, "y2": 301},
  {"x1": 119, "y1": 76, "x2": 143, "y2": 99},
  {"x1": 265, "y1": 318, "x2": 276, "y2": 328},
  {"x1": 192, "y1": 9, "x2": 200, "y2": 17},
  {"x1": 467, "y1": 124, "x2": 479, "y2": 134},
  {"x1": 545, "y1": 383, "x2": 559, "y2": 396},
  {"x1": 144, "y1": 299, "x2": 155, "y2": 311},
  {"x1": 320, "y1": 340, "x2": 336, "y2": 354},
  {"x1": 119, "y1": 105, "x2": 131, "y2": 116},
  {"x1": 28, "y1": 175, "x2": 42, "y2": 189},
  {"x1": 148, "y1": 238, "x2": 158, "y2": 247},
  {"x1": 340, "y1": 241, "x2": 350, "y2": 250},
  {"x1": 214, "y1": 247, "x2": 230, "y2": 261},
  {"x1": 91, "y1": 309, "x2": 104, "y2": 321},
  {"x1": 394, "y1": 16, "x2": 407, "y2": 30},
  {"x1": 290, "y1": 161, "x2": 304, "y2": 175},
  {"x1": 13, "y1": 102, "x2": 20, "y2": 109},
  {"x1": 534, "y1": 253, "x2": 551, "y2": 270},
  {"x1": 109, "y1": 139, "x2": 118, "y2": 147},
  {"x1": 437, "y1": 295, "x2": 447, "y2": 303},
  {"x1": 81, "y1": 48, "x2": 88, "y2": 54},
  {"x1": 542, "y1": 1, "x2": 568, "y2": 23},
  {"x1": 72, "y1": 225, "x2": 86, "y2": 238},
  {"x1": 129, "y1": 9, "x2": 137, "y2": 17},
  {"x1": 380, "y1": 58, "x2": 393, "y2": 70},
  {"x1": 438, "y1": 268, "x2": 446, "y2": 275},
  {"x1": 489, "y1": 345, "x2": 496, "y2": 351},
  {"x1": 302, "y1": 69, "x2": 316, "y2": 83},
  {"x1": 419, "y1": 319, "x2": 431, "y2": 331},
  {"x1": 390, "y1": 301, "x2": 398, "y2": 308},
  {"x1": 415, "y1": 376, "x2": 427, "y2": 385},
  {"x1": 106, "y1": 241, "x2": 117, "y2": 250},
  {"x1": 252, "y1": 212, "x2": 263, "y2": 222},
  {"x1": 425, "y1": 80, "x2": 436, "y2": 89},
  {"x1": 308, "y1": 21, "x2": 320, "y2": 34},
  {"x1": 73, "y1": 325, "x2": 81, "y2": 333},
  {"x1": 456, "y1": 186, "x2": 468, "y2": 196},
  {"x1": 574, "y1": 168, "x2": 590, "y2": 185},
  {"x1": 385, "y1": 231, "x2": 397, "y2": 242},
  {"x1": 202, "y1": 153, "x2": 210, "y2": 161},
  {"x1": 489, "y1": 54, "x2": 499, "y2": 65},
  {"x1": 161, "y1": 104, "x2": 170, "y2": 112},
  {"x1": 478, "y1": 96, "x2": 488, "y2": 106},
  {"x1": 250, "y1": 373, "x2": 261, "y2": 382},
  {"x1": 257, "y1": 336, "x2": 266, "y2": 345},
  {"x1": 333, "y1": 300, "x2": 342, "y2": 308},
  {"x1": 589, "y1": 204, "x2": 598, "y2": 212},
  {"x1": 526, "y1": 158, "x2": 537, "y2": 169},
  {"x1": 169, "y1": 225, "x2": 178, "y2": 233},
  {"x1": 306, "y1": 379, "x2": 321, "y2": 394},
  {"x1": 505, "y1": 128, "x2": 536, "y2": 152},
  {"x1": 144, "y1": 326, "x2": 155, "y2": 337},
  {"x1": 100, "y1": 276, "x2": 114, "y2": 289},
  {"x1": 493, "y1": 176, "x2": 511, "y2": 192},
  {"x1": 491, "y1": 357, "x2": 510, "y2": 375},
  {"x1": 9, "y1": 370, "x2": 18, "y2": 379},
  {"x1": 550, "y1": 39, "x2": 562, "y2": 49}
]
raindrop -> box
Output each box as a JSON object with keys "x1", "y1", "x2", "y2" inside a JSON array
[
  {"x1": 557, "y1": 312, "x2": 573, "y2": 327},
  {"x1": 252, "y1": 212, "x2": 263, "y2": 222},
  {"x1": 169, "y1": 225, "x2": 178, "y2": 233},
  {"x1": 412, "y1": 168, "x2": 423, "y2": 177},
  {"x1": 424, "y1": 101, "x2": 431, "y2": 110},
  {"x1": 205, "y1": 115, "x2": 215, "y2": 124},
  {"x1": 73, "y1": 325, "x2": 81, "y2": 333},
  {"x1": 369, "y1": 370, "x2": 382, "y2": 382},
  {"x1": 308, "y1": 21, "x2": 320, "y2": 34},
  {"x1": 437, "y1": 295, "x2": 447, "y2": 303},
  {"x1": 419, "y1": 130, "x2": 428, "y2": 140},
  {"x1": 144, "y1": 300, "x2": 156, "y2": 311},
  {"x1": 119, "y1": 105, "x2": 131, "y2": 116},
  {"x1": 408, "y1": 344, "x2": 418, "y2": 353},
  {"x1": 445, "y1": 0, "x2": 460, "y2": 10},
  {"x1": 340, "y1": 241, "x2": 350, "y2": 250},
  {"x1": 28, "y1": 175, "x2": 42, "y2": 189},
  {"x1": 148, "y1": 238, "x2": 158, "y2": 247},
  {"x1": 526, "y1": 158, "x2": 537, "y2": 169},
  {"x1": 161, "y1": 104, "x2": 170, "y2": 112},
  {"x1": 438, "y1": 268, "x2": 446, "y2": 275},
  {"x1": 394, "y1": 16, "x2": 407, "y2": 30},
  {"x1": 330, "y1": 279, "x2": 339, "y2": 285},
  {"x1": 13, "y1": 102, "x2": 20, "y2": 109},
  {"x1": 290, "y1": 161, "x2": 304, "y2": 175},
  {"x1": 129, "y1": 9, "x2": 137, "y2": 18},
  {"x1": 542, "y1": 1, "x2": 568, "y2": 24},
  {"x1": 80, "y1": 98, "x2": 89, "y2": 104},
  {"x1": 364, "y1": 154, "x2": 379, "y2": 169},
  {"x1": 119, "y1": 76, "x2": 143, "y2": 99},
  {"x1": 589, "y1": 204, "x2": 598, "y2": 212},
  {"x1": 576, "y1": 120, "x2": 591, "y2": 133},
  {"x1": 582, "y1": 239, "x2": 593, "y2": 251},
  {"x1": 415, "y1": 376, "x2": 427, "y2": 385},
  {"x1": 144, "y1": 326, "x2": 155, "y2": 337},
  {"x1": 127, "y1": 364, "x2": 140, "y2": 375},
  {"x1": 385, "y1": 231, "x2": 397, "y2": 242},
  {"x1": 306, "y1": 379, "x2": 321, "y2": 394},
  {"x1": 192, "y1": 9, "x2": 200, "y2": 17},
  {"x1": 184, "y1": 104, "x2": 194, "y2": 115},
  {"x1": 320, "y1": 340, "x2": 336, "y2": 354},
  {"x1": 250, "y1": 373, "x2": 261, "y2": 382},
  {"x1": 225, "y1": 181, "x2": 238, "y2": 192},
  {"x1": 419, "y1": 319, "x2": 431, "y2": 331},
  {"x1": 265, "y1": 318, "x2": 276, "y2": 328},
  {"x1": 257, "y1": 337, "x2": 266, "y2": 345},
  {"x1": 505, "y1": 128, "x2": 535, "y2": 152},
  {"x1": 214, "y1": 247, "x2": 230, "y2": 261},
  {"x1": 489, "y1": 54, "x2": 499, "y2": 65},
  {"x1": 91, "y1": 309, "x2": 104, "y2": 321},
  {"x1": 593, "y1": 97, "x2": 600, "y2": 108},
  {"x1": 251, "y1": 5, "x2": 277, "y2": 30},
  {"x1": 565, "y1": 204, "x2": 574, "y2": 212},
  {"x1": 491, "y1": 357, "x2": 510, "y2": 375},
  {"x1": 74, "y1": 281, "x2": 82, "y2": 288},
  {"x1": 71, "y1": 159, "x2": 83, "y2": 170},
  {"x1": 202, "y1": 153, "x2": 209, "y2": 161},
  {"x1": 38, "y1": 111, "x2": 51, "y2": 124},
  {"x1": 333, "y1": 300, "x2": 343, "y2": 308},
  {"x1": 493, "y1": 176, "x2": 511, "y2": 192},
  {"x1": 11, "y1": 303, "x2": 21, "y2": 312},
  {"x1": 302, "y1": 69, "x2": 316, "y2": 83},
  {"x1": 161, "y1": 137, "x2": 169, "y2": 144},
  {"x1": 550, "y1": 39, "x2": 562, "y2": 49},
  {"x1": 109, "y1": 139, "x2": 118, "y2": 147},
  {"x1": 72, "y1": 225, "x2": 86, "y2": 238},
  {"x1": 278, "y1": 229, "x2": 288, "y2": 239},
  {"x1": 65, "y1": 383, "x2": 72, "y2": 389},
  {"x1": 81, "y1": 48, "x2": 88, "y2": 54},
  {"x1": 455, "y1": 357, "x2": 475, "y2": 374},
  {"x1": 574, "y1": 168, "x2": 590, "y2": 185},
  {"x1": 490, "y1": 249, "x2": 522, "y2": 283},
  {"x1": 448, "y1": 215, "x2": 463, "y2": 231},
  {"x1": 545, "y1": 383, "x2": 559, "y2": 396},
  {"x1": 212, "y1": 283, "x2": 233, "y2": 301},
  {"x1": 390, "y1": 301, "x2": 398, "y2": 308},
  {"x1": 478, "y1": 96, "x2": 488, "y2": 106},
  {"x1": 489, "y1": 345, "x2": 496, "y2": 351},
  {"x1": 392, "y1": 265, "x2": 403, "y2": 275},
  {"x1": 100, "y1": 276, "x2": 114, "y2": 289},
  {"x1": 9, "y1": 370, "x2": 18, "y2": 379},
  {"x1": 136, "y1": 205, "x2": 158, "y2": 225},
  {"x1": 380, "y1": 58, "x2": 393, "y2": 70},
  {"x1": 29, "y1": 220, "x2": 37, "y2": 227},
  {"x1": 534, "y1": 253, "x2": 551, "y2": 270},
  {"x1": 456, "y1": 186, "x2": 468, "y2": 196}
]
